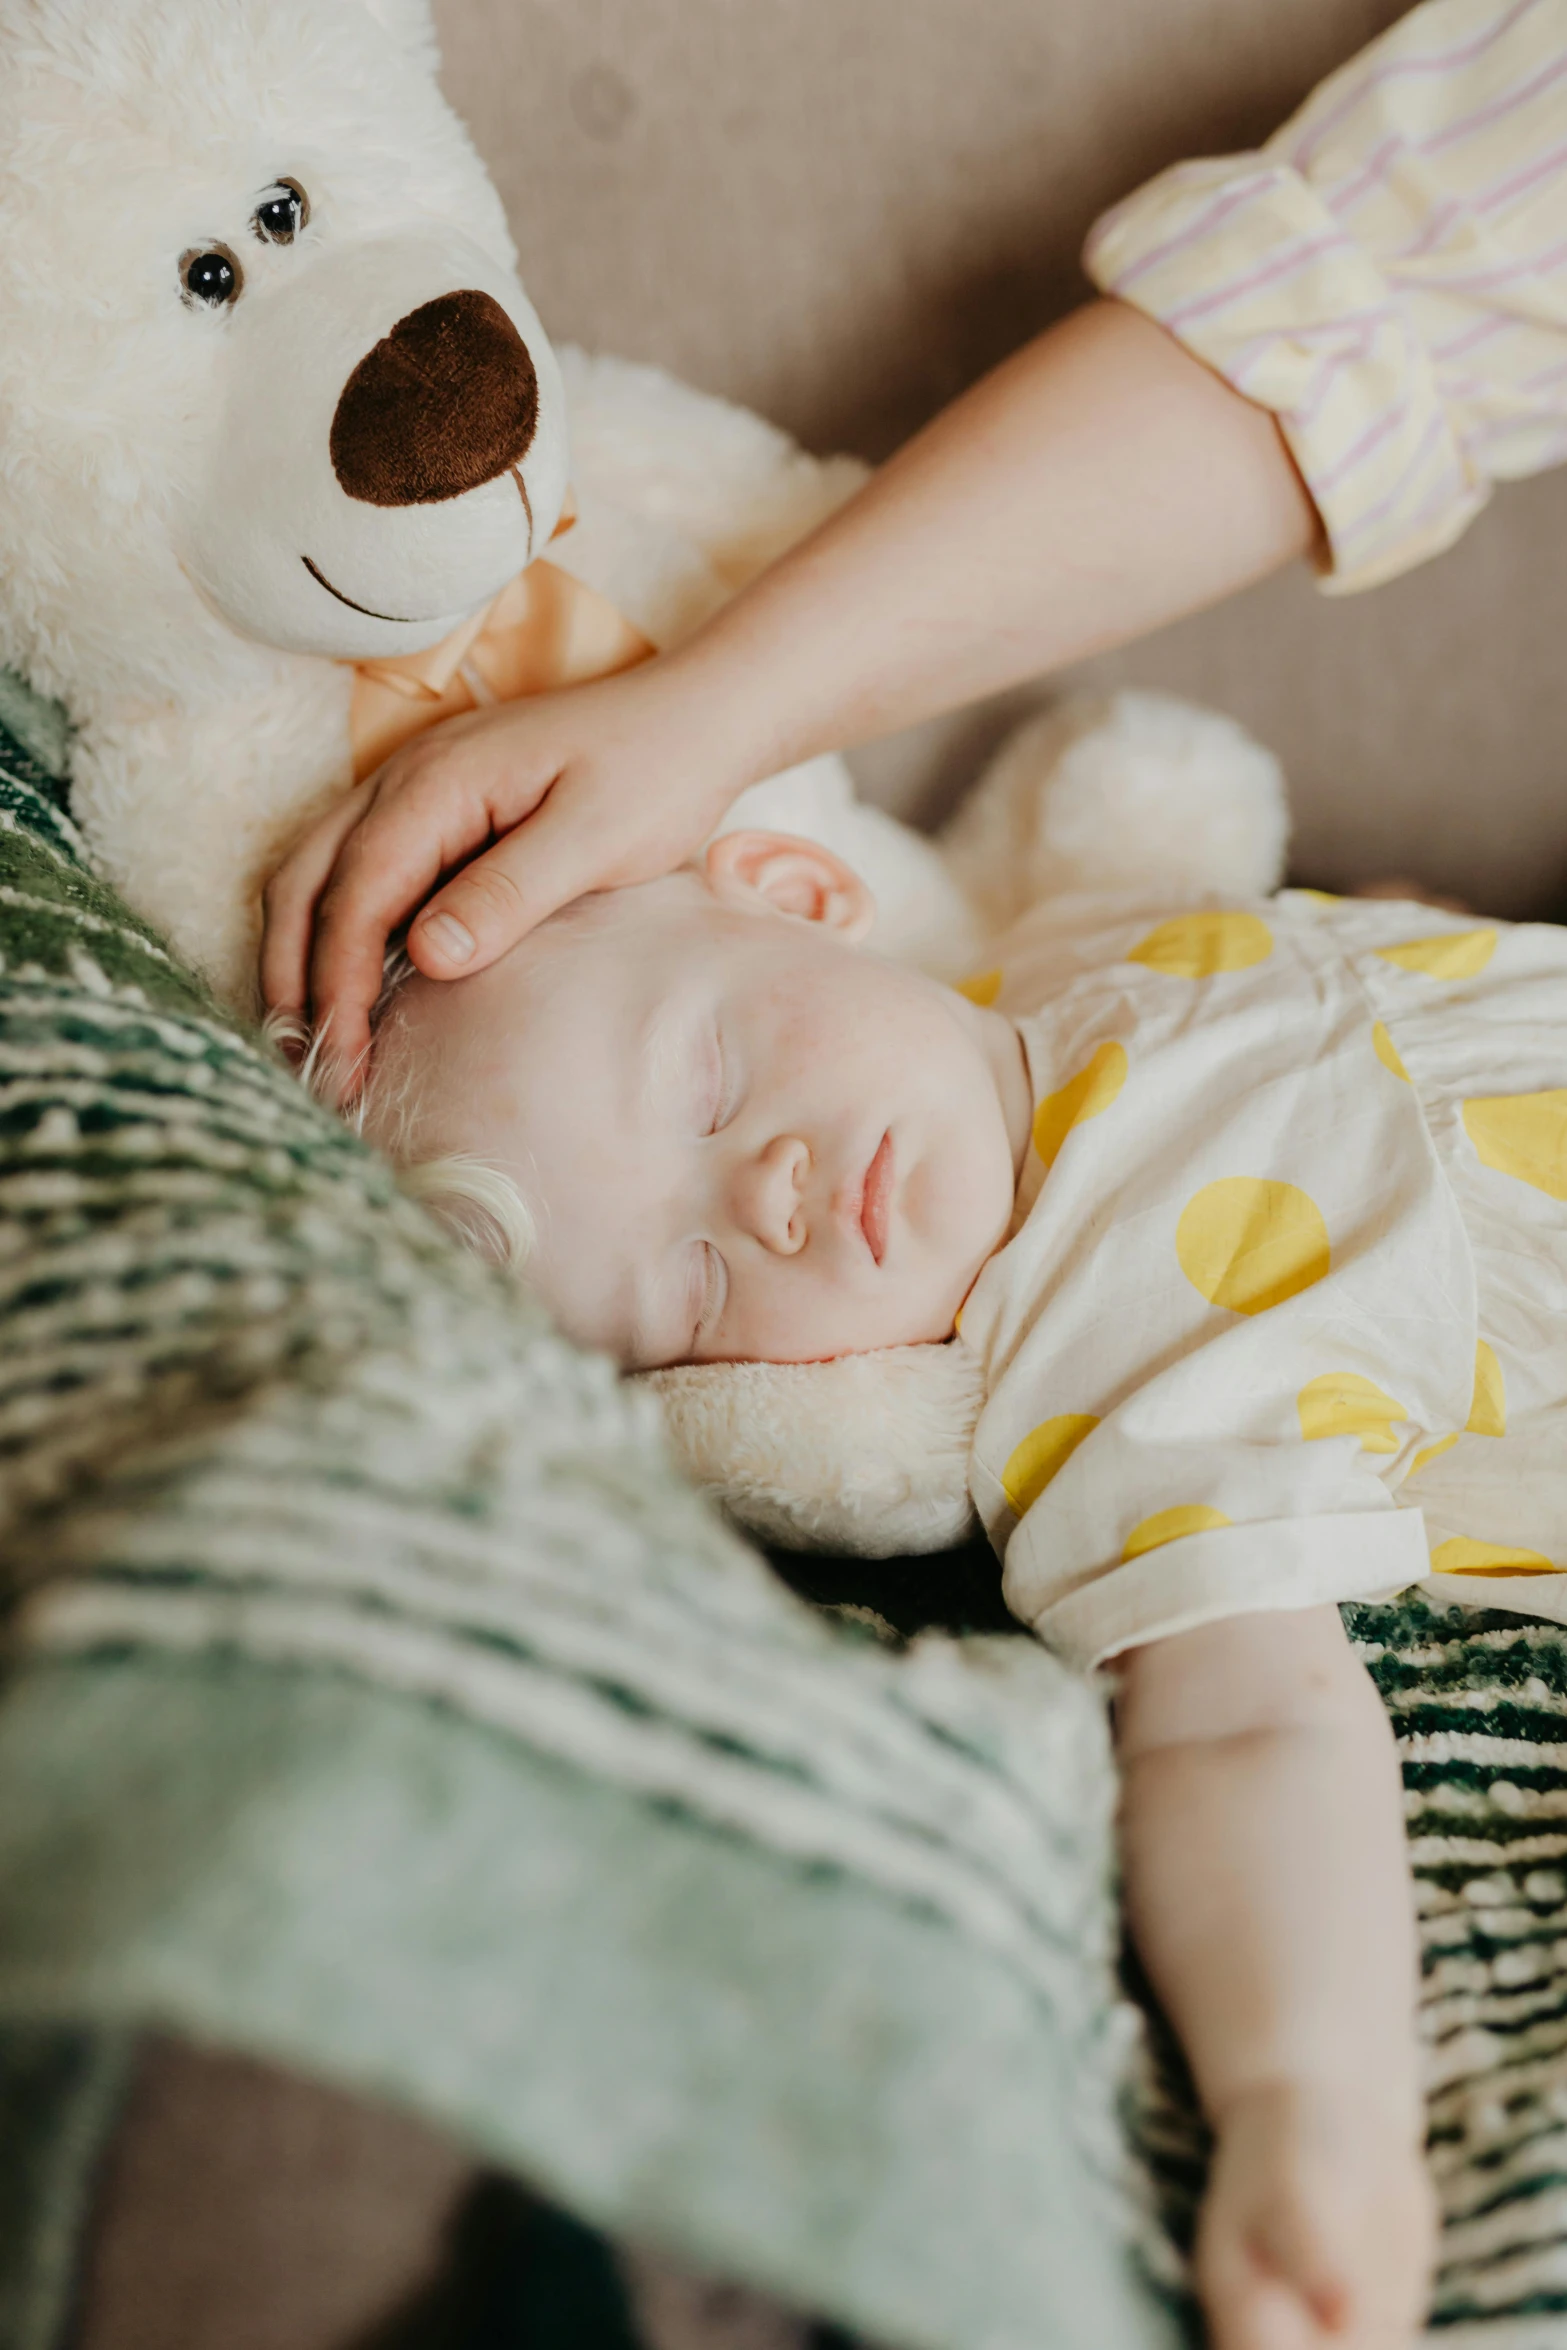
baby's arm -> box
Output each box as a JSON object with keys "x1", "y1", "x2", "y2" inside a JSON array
[{"x1": 1116, "y1": 1606, "x2": 1434, "y2": 2350}]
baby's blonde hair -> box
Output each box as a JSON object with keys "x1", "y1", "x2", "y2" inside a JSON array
[{"x1": 265, "y1": 949, "x2": 536, "y2": 1270}]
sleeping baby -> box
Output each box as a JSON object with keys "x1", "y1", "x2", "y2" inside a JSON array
[{"x1": 336, "y1": 818, "x2": 1567, "y2": 2348}]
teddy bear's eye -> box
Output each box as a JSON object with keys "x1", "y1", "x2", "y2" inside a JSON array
[
  {"x1": 252, "y1": 180, "x2": 309, "y2": 245},
  {"x1": 180, "y1": 245, "x2": 244, "y2": 309}
]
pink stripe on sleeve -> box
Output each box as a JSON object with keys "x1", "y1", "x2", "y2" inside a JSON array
[
  {"x1": 1475, "y1": 129, "x2": 1567, "y2": 214},
  {"x1": 1323, "y1": 134, "x2": 1404, "y2": 221},
  {"x1": 1290, "y1": 0, "x2": 1549, "y2": 172},
  {"x1": 1343, "y1": 444, "x2": 1478, "y2": 558},
  {"x1": 1393, "y1": 197, "x2": 1467, "y2": 263},
  {"x1": 1421, "y1": 44, "x2": 1567, "y2": 155},
  {"x1": 1161, "y1": 233, "x2": 1357, "y2": 331},
  {"x1": 1313, "y1": 50, "x2": 1567, "y2": 232},
  {"x1": 1431, "y1": 312, "x2": 1513, "y2": 365},
  {"x1": 1089, "y1": 179, "x2": 1261, "y2": 293},
  {"x1": 1308, "y1": 396, "x2": 1408, "y2": 493},
  {"x1": 1335, "y1": 409, "x2": 1457, "y2": 546},
  {"x1": 1427, "y1": 228, "x2": 1567, "y2": 297}
]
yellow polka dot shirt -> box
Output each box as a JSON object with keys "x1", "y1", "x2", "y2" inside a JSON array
[
  {"x1": 1083, "y1": 0, "x2": 1567, "y2": 594},
  {"x1": 958, "y1": 890, "x2": 1567, "y2": 1669}
]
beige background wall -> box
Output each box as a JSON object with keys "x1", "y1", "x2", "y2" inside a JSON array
[{"x1": 434, "y1": 0, "x2": 1567, "y2": 915}]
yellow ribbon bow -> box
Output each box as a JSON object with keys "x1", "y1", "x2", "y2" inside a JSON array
[{"x1": 348, "y1": 505, "x2": 655, "y2": 782}]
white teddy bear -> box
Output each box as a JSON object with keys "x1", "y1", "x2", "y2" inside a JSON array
[
  {"x1": 0, "y1": 0, "x2": 976, "y2": 1005},
  {"x1": 0, "y1": 0, "x2": 1291, "y2": 1560}
]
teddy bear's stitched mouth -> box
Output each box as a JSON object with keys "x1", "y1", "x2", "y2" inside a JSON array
[{"x1": 302, "y1": 555, "x2": 425, "y2": 627}]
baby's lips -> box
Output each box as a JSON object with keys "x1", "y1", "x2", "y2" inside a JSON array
[{"x1": 859, "y1": 1130, "x2": 894, "y2": 1264}]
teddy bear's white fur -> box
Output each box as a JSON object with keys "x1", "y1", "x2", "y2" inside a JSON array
[
  {"x1": 0, "y1": 0, "x2": 1291, "y2": 1562},
  {"x1": 0, "y1": 0, "x2": 972, "y2": 1006}
]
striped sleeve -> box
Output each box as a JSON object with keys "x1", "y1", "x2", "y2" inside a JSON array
[{"x1": 1082, "y1": 0, "x2": 1567, "y2": 593}]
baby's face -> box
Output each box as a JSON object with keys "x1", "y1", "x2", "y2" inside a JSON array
[{"x1": 373, "y1": 833, "x2": 1029, "y2": 1368}]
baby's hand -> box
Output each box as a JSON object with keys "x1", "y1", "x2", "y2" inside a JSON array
[
  {"x1": 259, "y1": 657, "x2": 754, "y2": 1096},
  {"x1": 1197, "y1": 2080, "x2": 1435, "y2": 2350}
]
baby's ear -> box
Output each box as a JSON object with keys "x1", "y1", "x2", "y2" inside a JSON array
[{"x1": 704, "y1": 831, "x2": 875, "y2": 942}]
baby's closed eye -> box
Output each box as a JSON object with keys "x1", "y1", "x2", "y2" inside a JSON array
[
  {"x1": 699, "y1": 1019, "x2": 736, "y2": 1135},
  {"x1": 689, "y1": 1238, "x2": 725, "y2": 1353}
]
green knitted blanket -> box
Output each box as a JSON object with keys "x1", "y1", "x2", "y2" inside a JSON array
[
  {"x1": 4, "y1": 676, "x2": 1567, "y2": 2347},
  {"x1": 1355, "y1": 1601, "x2": 1567, "y2": 2338}
]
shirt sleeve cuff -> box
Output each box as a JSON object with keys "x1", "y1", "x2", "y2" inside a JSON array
[
  {"x1": 1083, "y1": 155, "x2": 1489, "y2": 595},
  {"x1": 1021, "y1": 1506, "x2": 1431, "y2": 1673}
]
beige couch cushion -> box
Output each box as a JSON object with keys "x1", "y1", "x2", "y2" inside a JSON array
[{"x1": 435, "y1": 0, "x2": 1567, "y2": 915}]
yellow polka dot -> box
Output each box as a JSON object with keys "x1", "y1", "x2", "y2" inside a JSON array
[
  {"x1": 1468, "y1": 1341, "x2": 1506, "y2": 1437},
  {"x1": 1297, "y1": 1372, "x2": 1409, "y2": 1454},
  {"x1": 1033, "y1": 1040, "x2": 1128, "y2": 1171},
  {"x1": 1128, "y1": 911, "x2": 1273, "y2": 978},
  {"x1": 1403, "y1": 1348, "x2": 1505, "y2": 1473},
  {"x1": 1002, "y1": 1415, "x2": 1099, "y2": 1515},
  {"x1": 1463, "y1": 1092, "x2": 1567, "y2": 1203},
  {"x1": 1374, "y1": 929, "x2": 1496, "y2": 980},
  {"x1": 956, "y1": 969, "x2": 1002, "y2": 1007},
  {"x1": 1176, "y1": 1178, "x2": 1331, "y2": 1316},
  {"x1": 1372, "y1": 1022, "x2": 1410, "y2": 1082},
  {"x1": 1430, "y1": 1538, "x2": 1556, "y2": 1577},
  {"x1": 1123, "y1": 1505, "x2": 1233, "y2": 1561}
]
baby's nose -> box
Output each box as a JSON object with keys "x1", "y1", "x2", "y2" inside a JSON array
[{"x1": 735, "y1": 1136, "x2": 808, "y2": 1255}]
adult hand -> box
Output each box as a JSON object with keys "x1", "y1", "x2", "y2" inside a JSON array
[{"x1": 260, "y1": 659, "x2": 753, "y2": 1096}]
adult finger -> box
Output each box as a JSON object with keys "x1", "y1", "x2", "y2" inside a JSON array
[
  {"x1": 259, "y1": 781, "x2": 376, "y2": 1018},
  {"x1": 405, "y1": 742, "x2": 742, "y2": 976},
  {"x1": 405, "y1": 784, "x2": 616, "y2": 975},
  {"x1": 304, "y1": 758, "x2": 529, "y2": 1081}
]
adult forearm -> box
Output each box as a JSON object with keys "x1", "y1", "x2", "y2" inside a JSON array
[{"x1": 663, "y1": 298, "x2": 1320, "y2": 780}]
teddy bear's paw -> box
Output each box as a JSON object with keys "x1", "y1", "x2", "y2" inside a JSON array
[
  {"x1": 557, "y1": 346, "x2": 867, "y2": 591},
  {"x1": 643, "y1": 1343, "x2": 984, "y2": 1557},
  {"x1": 942, "y1": 690, "x2": 1290, "y2": 935}
]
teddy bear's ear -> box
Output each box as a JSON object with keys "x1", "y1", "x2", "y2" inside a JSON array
[{"x1": 356, "y1": 0, "x2": 439, "y2": 63}]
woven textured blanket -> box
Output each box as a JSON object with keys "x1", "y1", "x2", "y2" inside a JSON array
[{"x1": 0, "y1": 682, "x2": 1162, "y2": 2350}]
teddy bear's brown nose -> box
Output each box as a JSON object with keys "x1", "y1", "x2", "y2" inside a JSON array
[{"x1": 330, "y1": 289, "x2": 538, "y2": 507}]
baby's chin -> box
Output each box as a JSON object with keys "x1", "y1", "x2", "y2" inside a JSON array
[{"x1": 900, "y1": 1137, "x2": 1016, "y2": 1279}]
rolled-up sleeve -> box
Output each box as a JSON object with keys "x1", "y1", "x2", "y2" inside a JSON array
[{"x1": 1084, "y1": 0, "x2": 1567, "y2": 593}]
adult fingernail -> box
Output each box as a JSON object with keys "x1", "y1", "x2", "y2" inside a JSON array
[{"x1": 418, "y1": 912, "x2": 476, "y2": 965}]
